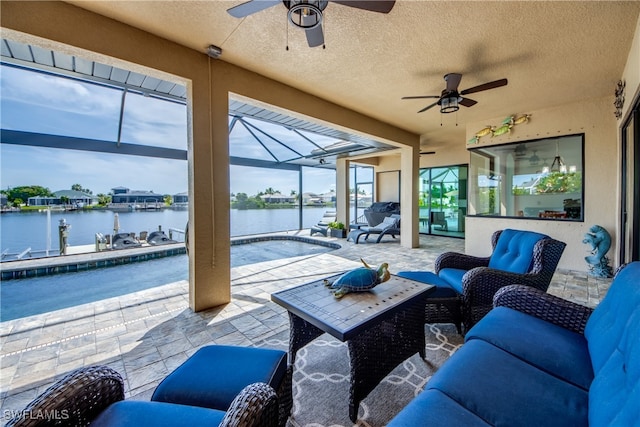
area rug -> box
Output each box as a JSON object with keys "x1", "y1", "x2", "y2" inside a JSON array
[{"x1": 262, "y1": 324, "x2": 463, "y2": 427}]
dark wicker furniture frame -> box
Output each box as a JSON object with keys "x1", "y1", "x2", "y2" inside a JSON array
[
  {"x1": 435, "y1": 229, "x2": 566, "y2": 331},
  {"x1": 425, "y1": 295, "x2": 463, "y2": 334},
  {"x1": 272, "y1": 275, "x2": 434, "y2": 422},
  {"x1": 6, "y1": 365, "x2": 279, "y2": 427},
  {"x1": 493, "y1": 284, "x2": 594, "y2": 334}
]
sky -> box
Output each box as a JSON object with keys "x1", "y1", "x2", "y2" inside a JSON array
[{"x1": 0, "y1": 64, "x2": 335, "y2": 197}]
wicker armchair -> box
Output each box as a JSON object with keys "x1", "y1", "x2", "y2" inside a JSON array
[
  {"x1": 6, "y1": 365, "x2": 278, "y2": 427},
  {"x1": 435, "y1": 229, "x2": 566, "y2": 331},
  {"x1": 5, "y1": 365, "x2": 123, "y2": 427}
]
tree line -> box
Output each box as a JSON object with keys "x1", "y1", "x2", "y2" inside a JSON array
[{"x1": 1, "y1": 184, "x2": 111, "y2": 207}]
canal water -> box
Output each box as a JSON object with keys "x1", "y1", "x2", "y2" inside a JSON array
[{"x1": 0, "y1": 206, "x2": 332, "y2": 255}]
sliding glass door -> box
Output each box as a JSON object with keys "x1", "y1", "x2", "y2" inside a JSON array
[
  {"x1": 620, "y1": 98, "x2": 639, "y2": 263},
  {"x1": 419, "y1": 165, "x2": 468, "y2": 238}
]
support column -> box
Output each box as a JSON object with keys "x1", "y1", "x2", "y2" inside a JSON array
[
  {"x1": 336, "y1": 158, "x2": 350, "y2": 226},
  {"x1": 400, "y1": 145, "x2": 420, "y2": 248},
  {"x1": 189, "y1": 58, "x2": 231, "y2": 311}
]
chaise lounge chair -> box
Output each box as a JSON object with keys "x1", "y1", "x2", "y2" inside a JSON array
[
  {"x1": 430, "y1": 211, "x2": 448, "y2": 231},
  {"x1": 310, "y1": 210, "x2": 336, "y2": 237},
  {"x1": 347, "y1": 214, "x2": 400, "y2": 244}
]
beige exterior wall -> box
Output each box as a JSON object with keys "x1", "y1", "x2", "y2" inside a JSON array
[
  {"x1": 419, "y1": 136, "x2": 469, "y2": 169},
  {"x1": 1, "y1": 1, "x2": 419, "y2": 311},
  {"x1": 465, "y1": 97, "x2": 619, "y2": 271},
  {"x1": 620, "y1": 15, "x2": 640, "y2": 121}
]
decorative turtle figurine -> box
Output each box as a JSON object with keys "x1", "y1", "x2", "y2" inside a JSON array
[{"x1": 324, "y1": 258, "x2": 391, "y2": 299}]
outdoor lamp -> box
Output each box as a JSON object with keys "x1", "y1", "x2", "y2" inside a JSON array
[
  {"x1": 288, "y1": 1, "x2": 324, "y2": 29},
  {"x1": 440, "y1": 96, "x2": 460, "y2": 113}
]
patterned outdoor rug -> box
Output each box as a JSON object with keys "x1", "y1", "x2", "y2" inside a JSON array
[{"x1": 263, "y1": 324, "x2": 463, "y2": 427}]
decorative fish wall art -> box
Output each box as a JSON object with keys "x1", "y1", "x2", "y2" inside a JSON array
[{"x1": 467, "y1": 113, "x2": 532, "y2": 145}]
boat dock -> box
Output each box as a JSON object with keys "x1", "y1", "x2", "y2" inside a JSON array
[{"x1": 0, "y1": 243, "x2": 186, "y2": 280}]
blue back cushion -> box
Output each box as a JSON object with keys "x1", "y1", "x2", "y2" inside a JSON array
[
  {"x1": 588, "y1": 310, "x2": 640, "y2": 425},
  {"x1": 488, "y1": 229, "x2": 547, "y2": 274},
  {"x1": 584, "y1": 262, "x2": 640, "y2": 425},
  {"x1": 585, "y1": 262, "x2": 640, "y2": 372}
]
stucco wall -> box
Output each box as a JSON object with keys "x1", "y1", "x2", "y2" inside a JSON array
[
  {"x1": 465, "y1": 97, "x2": 618, "y2": 271},
  {"x1": 620, "y1": 14, "x2": 640, "y2": 120}
]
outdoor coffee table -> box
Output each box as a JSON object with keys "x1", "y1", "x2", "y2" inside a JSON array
[{"x1": 272, "y1": 274, "x2": 435, "y2": 422}]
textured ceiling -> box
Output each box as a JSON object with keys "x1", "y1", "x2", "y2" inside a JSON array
[{"x1": 67, "y1": 0, "x2": 640, "y2": 150}]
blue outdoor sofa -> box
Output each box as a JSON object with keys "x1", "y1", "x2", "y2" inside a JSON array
[{"x1": 388, "y1": 261, "x2": 640, "y2": 426}]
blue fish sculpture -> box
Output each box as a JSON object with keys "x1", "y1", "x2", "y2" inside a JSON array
[{"x1": 583, "y1": 225, "x2": 613, "y2": 278}]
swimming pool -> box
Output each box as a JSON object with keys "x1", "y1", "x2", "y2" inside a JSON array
[
  {"x1": 230, "y1": 235, "x2": 339, "y2": 267},
  {"x1": 0, "y1": 236, "x2": 339, "y2": 321}
]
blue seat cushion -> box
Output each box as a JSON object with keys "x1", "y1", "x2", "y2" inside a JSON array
[
  {"x1": 437, "y1": 268, "x2": 466, "y2": 293},
  {"x1": 91, "y1": 401, "x2": 225, "y2": 427},
  {"x1": 488, "y1": 229, "x2": 547, "y2": 274},
  {"x1": 396, "y1": 271, "x2": 458, "y2": 298},
  {"x1": 151, "y1": 345, "x2": 287, "y2": 411},
  {"x1": 465, "y1": 307, "x2": 593, "y2": 390},
  {"x1": 426, "y1": 339, "x2": 588, "y2": 426},
  {"x1": 387, "y1": 389, "x2": 491, "y2": 427}
]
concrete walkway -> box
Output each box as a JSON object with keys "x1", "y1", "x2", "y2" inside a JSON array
[{"x1": 0, "y1": 233, "x2": 611, "y2": 422}]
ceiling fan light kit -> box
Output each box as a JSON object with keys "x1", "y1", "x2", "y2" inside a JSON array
[
  {"x1": 402, "y1": 73, "x2": 508, "y2": 117},
  {"x1": 287, "y1": 1, "x2": 326, "y2": 29},
  {"x1": 227, "y1": 0, "x2": 395, "y2": 48},
  {"x1": 440, "y1": 96, "x2": 461, "y2": 114}
]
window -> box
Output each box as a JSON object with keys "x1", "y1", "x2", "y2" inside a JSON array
[
  {"x1": 350, "y1": 165, "x2": 374, "y2": 222},
  {"x1": 469, "y1": 134, "x2": 584, "y2": 220},
  {"x1": 419, "y1": 165, "x2": 468, "y2": 236}
]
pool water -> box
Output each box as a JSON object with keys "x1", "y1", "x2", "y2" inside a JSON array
[
  {"x1": 230, "y1": 239, "x2": 334, "y2": 267},
  {"x1": 0, "y1": 239, "x2": 336, "y2": 321}
]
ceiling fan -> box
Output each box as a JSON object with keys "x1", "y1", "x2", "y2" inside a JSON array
[
  {"x1": 227, "y1": 0, "x2": 396, "y2": 47},
  {"x1": 402, "y1": 73, "x2": 508, "y2": 114}
]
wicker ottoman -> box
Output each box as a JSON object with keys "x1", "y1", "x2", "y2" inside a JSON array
[
  {"x1": 396, "y1": 271, "x2": 463, "y2": 334},
  {"x1": 151, "y1": 345, "x2": 292, "y2": 427}
]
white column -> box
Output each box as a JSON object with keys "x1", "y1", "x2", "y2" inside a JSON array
[
  {"x1": 400, "y1": 145, "x2": 420, "y2": 248},
  {"x1": 336, "y1": 158, "x2": 350, "y2": 226}
]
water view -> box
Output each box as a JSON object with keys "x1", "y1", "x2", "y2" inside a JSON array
[{"x1": 0, "y1": 206, "x2": 333, "y2": 255}]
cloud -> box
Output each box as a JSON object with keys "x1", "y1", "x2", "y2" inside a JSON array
[
  {"x1": 120, "y1": 93, "x2": 188, "y2": 148},
  {"x1": 1, "y1": 65, "x2": 121, "y2": 117},
  {"x1": 1, "y1": 145, "x2": 187, "y2": 195}
]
